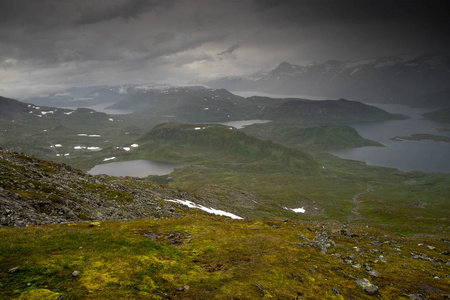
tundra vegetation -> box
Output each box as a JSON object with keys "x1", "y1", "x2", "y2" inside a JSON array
[{"x1": 0, "y1": 91, "x2": 449, "y2": 299}]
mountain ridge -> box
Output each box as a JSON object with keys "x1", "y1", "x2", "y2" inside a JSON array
[{"x1": 204, "y1": 54, "x2": 450, "y2": 108}]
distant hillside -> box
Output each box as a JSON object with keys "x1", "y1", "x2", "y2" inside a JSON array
[
  {"x1": 108, "y1": 88, "x2": 404, "y2": 124},
  {"x1": 134, "y1": 123, "x2": 322, "y2": 175},
  {"x1": 205, "y1": 54, "x2": 450, "y2": 108},
  {"x1": 23, "y1": 84, "x2": 177, "y2": 108},
  {"x1": 245, "y1": 97, "x2": 403, "y2": 123},
  {"x1": 423, "y1": 108, "x2": 450, "y2": 123},
  {"x1": 243, "y1": 124, "x2": 383, "y2": 151},
  {"x1": 0, "y1": 96, "x2": 111, "y2": 125}
]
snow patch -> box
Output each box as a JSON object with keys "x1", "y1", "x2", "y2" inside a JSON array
[
  {"x1": 130, "y1": 144, "x2": 139, "y2": 148},
  {"x1": 123, "y1": 147, "x2": 131, "y2": 151},
  {"x1": 77, "y1": 134, "x2": 88, "y2": 136},
  {"x1": 117, "y1": 86, "x2": 128, "y2": 94},
  {"x1": 88, "y1": 134, "x2": 101, "y2": 137},
  {"x1": 41, "y1": 111, "x2": 54, "y2": 115},
  {"x1": 103, "y1": 157, "x2": 116, "y2": 161},
  {"x1": 109, "y1": 118, "x2": 114, "y2": 122},
  {"x1": 87, "y1": 147, "x2": 101, "y2": 151},
  {"x1": 284, "y1": 207, "x2": 306, "y2": 213},
  {"x1": 165, "y1": 199, "x2": 243, "y2": 219}
]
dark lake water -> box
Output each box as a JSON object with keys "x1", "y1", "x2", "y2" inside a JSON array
[
  {"x1": 331, "y1": 104, "x2": 450, "y2": 173},
  {"x1": 88, "y1": 160, "x2": 186, "y2": 177}
]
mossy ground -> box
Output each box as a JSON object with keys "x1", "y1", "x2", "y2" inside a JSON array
[{"x1": 1, "y1": 215, "x2": 449, "y2": 299}]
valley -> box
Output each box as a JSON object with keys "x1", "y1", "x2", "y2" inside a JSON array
[
  {"x1": 0, "y1": 88, "x2": 449, "y2": 299},
  {"x1": 3, "y1": 2, "x2": 449, "y2": 298},
  {"x1": 1, "y1": 89, "x2": 448, "y2": 234}
]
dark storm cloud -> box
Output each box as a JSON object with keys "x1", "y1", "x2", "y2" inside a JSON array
[
  {"x1": 1, "y1": 0, "x2": 449, "y2": 98},
  {"x1": 250, "y1": 0, "x2": 450, "y2": 52},
  {"x1": 75, "y1": 0, "x2": 178, "y2": 25}
]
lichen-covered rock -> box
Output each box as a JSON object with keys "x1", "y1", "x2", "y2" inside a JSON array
[
  {"x1": 312, "y1": 231, "x2": 336, "y2": 254},
  {"x1": 356, "y1": 278, "x2": 378, "y2": 294}
]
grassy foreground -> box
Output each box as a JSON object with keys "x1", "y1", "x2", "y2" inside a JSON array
[{"x1": 1, "y1": 214, "x2": 449, "y2": 299}]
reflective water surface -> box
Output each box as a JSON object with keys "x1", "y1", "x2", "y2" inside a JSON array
[
  {"x1": 88, "y1": 160, "x2": 187, "y2": 177},
  {"x1": 331, "y1": 104, "x2": 450, "y2": 173}
]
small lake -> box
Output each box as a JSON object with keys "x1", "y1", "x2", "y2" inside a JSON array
[
  {"x1": 331, "y1": 103, "x2": 450, "y2": 173},
  {"x1": 215, "y1": 119, "x2": 272, "y2": 129},
  {"x1": 88, "y1": 160, "x2": 186, "y2": 177}
]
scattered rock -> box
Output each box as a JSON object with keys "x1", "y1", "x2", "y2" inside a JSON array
[
  {"x1": 411, "y1": 253, "x2": 434, "y2": 262},
  {"x1": 143, "y1": 232, "x2": 159, "y2": 241},
  {"x1": 297, "y1": 234, "x2": 310, "y2": 241},
  {"x1": 341, "y1": 230, "x2": 359, "y2": 238},
  {"x1": 71, "y1": 270, "x2": 80, "y2": 277},
  {"x1": 332, "y1": 287, "x2": 340, "y2": 295},
  {"x1": 408, "y1": 293, "x2": 428, "y2": 300},
  {"x1": 165, "y1": 232, "x2": 184, "y2": 245},
  {"x1": 368, "y1": 270, "x2": 381, "y2": 277},
  {"x1": 312, "y1": 231, "x2": 336, "y2": 254},
  {"x1": 8, "y1": 267, "x2": 19, "y2": 273},
  {"x1": 370, "y1": 241, "x2": 383, "y2": 247},
  {"x1": 375, "y1": 255, "x2": 388, "y2": 262},
  {"x1": 356, "y1": 278, "x2": 378, "y2": 294},
  {"x1": 431, "y1": 273, "x2": 441, "y2": 279}
]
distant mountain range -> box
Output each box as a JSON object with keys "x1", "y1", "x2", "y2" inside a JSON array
[
  {"x1": 106, "y1": 86, "x2": 404, "y2": 123},
  {"x1": 24, "y1": 83, "x2": 177, "y2": 108},
  {"x1": 204, "y1": 54, "x2": 450, "y2": 108}
]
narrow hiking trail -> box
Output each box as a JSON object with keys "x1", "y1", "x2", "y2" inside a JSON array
[{"x1": 348, "y1": 187, "x2": 374, "y2": 222}]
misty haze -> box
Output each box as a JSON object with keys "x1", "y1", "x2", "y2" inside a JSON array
[{"x1": 1, "y1": 1, "x2": 449, "y2": 299}]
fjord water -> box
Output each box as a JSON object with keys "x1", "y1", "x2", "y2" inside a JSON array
[
  {"x1": 331, "y1": 104, "x2": 450, "y2": 173},
  {"x1": 88, "y1": 160, "x2": 186, "y2": 177}
]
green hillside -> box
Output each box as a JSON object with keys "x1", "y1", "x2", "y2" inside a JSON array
[
  {"x1": 132, "y1": 123, "x2": 322, "y2": 175},
  {"x1": 423, "y1": 108, "x2": 450, "y2": 123},
  {"x1": 243, "y1": 123, "x2": 383, "y2": 151},
  {"x1": 247, "y1": 97, "x2": 406, "y2": 123}
]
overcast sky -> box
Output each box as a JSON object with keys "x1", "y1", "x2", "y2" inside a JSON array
[{"x1": 1, "y1": 0, "x2": 449, "y2": 98}]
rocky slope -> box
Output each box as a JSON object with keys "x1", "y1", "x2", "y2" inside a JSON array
[{"x1": 0, "y1": 149, "x2": 196, "y2": 226}]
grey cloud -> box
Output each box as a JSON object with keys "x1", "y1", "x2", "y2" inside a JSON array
[
  {"x1": 217, "y1": 44, "x2": 240, "y2": 56},
  {"x1": 1, "y1": 0, "x2": 449, "y2": 98},
  {"x1": 75, "y1": 0, "x2": 178, "y2": 25}
]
